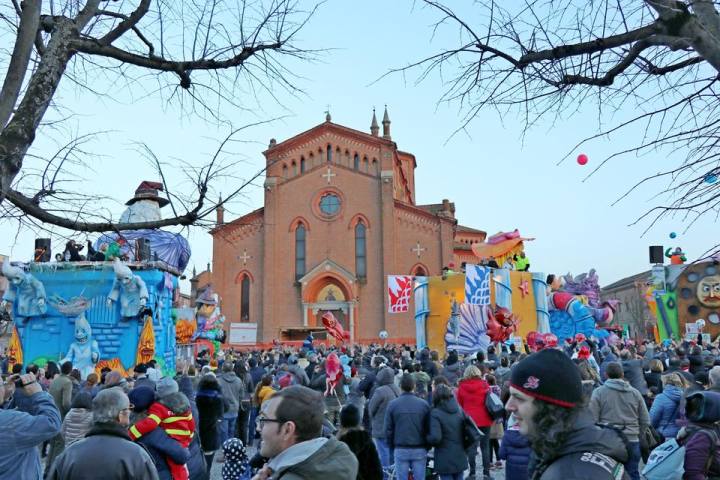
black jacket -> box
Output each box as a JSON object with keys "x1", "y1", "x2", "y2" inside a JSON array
[
  {"x1": 338, "y1": 429, "x2": 383, "y2": 480},
  {"x1": 621, "y1": 359, "x2": 648, "y2": 395},
  {"x1": 532, "y1": 412, "x2": 630, "y2": 480},
  {"x1": 196, "y1": 387, "x2": 224, "y2": 452},
  {"x1": 385, "y1": 392, "x2": 430, "y2": 449},
  {"x1": 47, "y1": 422, "x2": 159, "y2": 480},
  {"x1": 426, "y1": 398, "x2": 468, "y2": 474}
]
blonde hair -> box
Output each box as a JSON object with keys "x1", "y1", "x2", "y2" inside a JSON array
[
  {"x1": 662, "y1": 372, "x2": 688, "y2": 389},
  {"x1": 463, "y1": 365, "x2": 482, "y2": 380},
  {"x1": 649, "y1": 359, "x2": 664, "y2": 373}
]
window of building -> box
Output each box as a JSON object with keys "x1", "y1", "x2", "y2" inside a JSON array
[
  {"x1": 292, "y1": 161, "x2": 297, "y2": 176},
  {"x1": 413, "y1": 266, "x2": 427, "y2": 276},
  {"x1": 355, "y1": 221, "x2": 367, "y2": 278},
  {"x1": 240, "y1": 275, "x2": 250, "y2": 321},
  {"x1": 353, "y1": 153, "x2": 360, "y2": 170},
  {"x1": 295, "y1": 224, "x2": 306, "y2": 280},
  {"x1": 300, "y1": 156, "x2": 306, "y2": 173},
  {"x1": 282, "y1": 164, "x2": 288, "y2": 178},
  {"x1": 319, "y1": 193, "x2": 341, "y2": 216},
  {"x1": 327, "y1": 145, "x2": 332, "y2": 163}
]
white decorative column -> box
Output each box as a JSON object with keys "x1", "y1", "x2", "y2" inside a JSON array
[
  {"x1": 302, "y1": 303, "x2": 308, "y2": 327},
  {"x1": 349, "y1": 301, "x2": 355, "y2": 343}
]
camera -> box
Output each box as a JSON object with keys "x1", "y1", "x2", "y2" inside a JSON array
[{"x1": 12, "y1": 375, "x2": 24, "y2": 389}]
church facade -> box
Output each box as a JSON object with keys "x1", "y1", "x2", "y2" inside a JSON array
[{"x1": 210, "y1": 110, "x2": 486, "y2": 343}]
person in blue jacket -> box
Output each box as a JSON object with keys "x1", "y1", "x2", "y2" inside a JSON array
[
  {"x1": 499, "y1": 414, "x2": 532, "y2": 480},
  {"x1": 649, "y1": 372, "x2": 687, "y2": 440},
  {"x1": 0, "y1": 372, "x2": 62, "y2": 480}
]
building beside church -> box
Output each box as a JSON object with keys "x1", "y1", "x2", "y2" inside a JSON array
[{"x1": 210, "y1": 110, "x2": 486, "y2": 343}]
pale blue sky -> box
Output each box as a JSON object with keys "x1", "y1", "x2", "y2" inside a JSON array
[{"x1": 2, "y1": 1, "x2": 716, "y2": 291}]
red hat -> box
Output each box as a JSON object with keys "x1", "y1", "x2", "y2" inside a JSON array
[
  {"x1": 575, "y1": 333, "x2": 586, "y2": 343},
  {"x1": 577, "y1": 345, "x2": 591, "y2": 360},
  {"x1": 125, "y1": 181, "x2": 169, "y2": 207}
]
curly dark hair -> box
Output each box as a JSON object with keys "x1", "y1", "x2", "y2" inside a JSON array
[{"x1": 528, "y1": 401, "x2": 582, "y2": 461}]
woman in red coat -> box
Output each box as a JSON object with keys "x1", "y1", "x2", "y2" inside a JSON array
[{"x1": 456, "y1": 365, "x2": 493, "y2": 479}]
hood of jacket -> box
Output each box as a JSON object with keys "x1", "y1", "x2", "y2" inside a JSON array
[
  {"x1": 437, "y1": 397, "x2": 461, "y2": 415},
  {"x1": 662, "y1": 385, "x2": 683, "y2": 403},
  {"x1": 376, "y1": 367, "x2": 395, "y2": 386},
  {"x1": 271, "y1": 437, "x2": 358, "y2": 480},
  {"x1": 459, "y1": 377, "x2": 489, "y2": 395},
  {"x1": 444, "y1": 362, "x2": 461, "y2": 374},
  {"x1": 339, "y1": 429, "x2": 374, "y2": 456},
  {"x1": 219, "y1": 371, "x2": 241, "y2": 384},
  {"x1": 549, "y1": 411, "x2": 629, "y2": 464},
  {"x1": 603, "y1": 378, "x2": 632, "y2": 392},
  {"x1": 160, "y1": 392, "x2": 191, "y2": 415}
]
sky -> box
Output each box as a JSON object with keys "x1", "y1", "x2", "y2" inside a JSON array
[{"x1": 1, "y1": 1, "x2": 717, "y2": 293}]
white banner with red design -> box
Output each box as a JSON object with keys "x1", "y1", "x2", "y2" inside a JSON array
[{"x1": 388, "y1": 275, "x2": 413, "y2": 313}]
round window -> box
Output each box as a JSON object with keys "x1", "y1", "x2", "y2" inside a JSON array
[{"x1": 319, "y1": 193, "x2": 341, "y2": 216}]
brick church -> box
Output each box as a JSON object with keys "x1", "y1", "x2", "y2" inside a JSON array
[{"x1": 209, "y1": 109, "x2": 486, "y2": 343}]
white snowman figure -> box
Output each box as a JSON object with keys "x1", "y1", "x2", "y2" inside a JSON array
[{"x1": 119, "y1": 181, "x2": 169, "y2": 223}]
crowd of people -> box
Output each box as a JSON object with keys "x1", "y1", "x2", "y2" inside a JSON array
[{"x1": 1, "y1": 333, "x2": 720, "y2": 480}]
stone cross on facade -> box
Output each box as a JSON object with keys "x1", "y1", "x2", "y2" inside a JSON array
[
  {"x1": 321, "y1": 167, "x2": 336, "y2": 184},
  {"x1": 411, "y1": 242, "x2": 426, "y2": 258},
  {"x1": 237, "y1": 249, "x2": 252, "y2": 265}
]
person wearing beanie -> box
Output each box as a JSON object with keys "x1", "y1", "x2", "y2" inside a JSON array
[
  {"x1": 133, "y1": 363, "x2": 156, "y2": 391},
  {"x1": 60, "y1": 392, "x2": 94, "y2": 447},
  {"x1": 441, "y1": 350, "x2": 462, "y2": 386},
  {"x1": 506, "y1": 349, "x2": 630, "y2": 480},
  {"x1": 337, "y1": 404, "x2": 383, "y2": 480},
  {"x1": 677, "y1": 391, "x2": 720, "y2": 480},
  {"x1": 128, "y1": 381, "x2": 195, "y2": 480}
]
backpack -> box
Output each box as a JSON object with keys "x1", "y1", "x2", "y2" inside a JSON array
[
  {"x1": 642, "y1": 428, "x2": 720, "y2": 480},
  {"x1": 485, "y1": 391, "x2": 505, "y2": 420}
]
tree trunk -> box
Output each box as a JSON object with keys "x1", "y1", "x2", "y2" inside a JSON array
[{"x1": 0, "y1": 18, "x2": 76, "y2": 200}]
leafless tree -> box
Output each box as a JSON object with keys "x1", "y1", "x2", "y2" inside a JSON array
[
  {"x1": 397, "y1": 0, "x2": 720, "y2": 240},
  {"x1": 0, "y1": 0, "x2": 317, "y2": 233}
]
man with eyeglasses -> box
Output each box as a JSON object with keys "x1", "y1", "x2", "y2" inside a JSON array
[
  {"x1": 252, "y1": 385, "x2": 358, "y2": 480},
  {"x1": 47, "y1": 387, "x2": 159, "y2": 480},
  {"x1": 0, "y1": 372, "x2": 61, "y2": 480}
]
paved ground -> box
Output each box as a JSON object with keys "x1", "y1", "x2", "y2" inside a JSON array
[{"x1": 208, "y1": 447, "x2": 506, "y2": 479}]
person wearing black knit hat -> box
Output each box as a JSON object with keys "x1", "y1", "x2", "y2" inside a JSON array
[{"x1": 505, "y1": 349, "x2": 631, "y2": 480}]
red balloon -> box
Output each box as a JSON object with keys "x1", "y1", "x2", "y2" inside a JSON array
[{"x1": 577, "y1": 154, "x2": 588, "y2": 165}]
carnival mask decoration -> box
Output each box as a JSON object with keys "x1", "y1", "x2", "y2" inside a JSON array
[
  {"x1": 74, "y1": 315, "x2": 91, "y2": 344},
  {"x1": 697, "y1": 274, "x2": 720, "y2": 308},
  {"x1": 486, "y1": 306, "x2": 518, "y2": 343}
]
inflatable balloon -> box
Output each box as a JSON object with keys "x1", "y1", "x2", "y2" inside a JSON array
[
  {"x1": 670, "y1": 232, "x2": 677, "y2": 239},
  {"x1": 577, "y1": 154, "x2": 588, "y2": 166},
  {"x1": 705, "y1": 173, "x2": 718, "y2": 184},
  {"x1": 696, "y1": 319, "x2": 706, "y2": 329},
  {"x1": 379, "y1": 330, "x2": 388, "y2": 340}
]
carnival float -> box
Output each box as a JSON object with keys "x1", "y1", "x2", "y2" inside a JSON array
[
  {"x1": 387, "y1": 230, "x2": 619, "y2": 356},
  {"x1": 645, "y1": 259, "x2": 720, "y2": 342},
  {"x1": 0, "y1": 181, "x2": 189, "y2": 378}
]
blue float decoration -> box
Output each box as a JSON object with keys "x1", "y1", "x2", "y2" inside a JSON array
[
  {"x1": 670, "y1": 232, "x2": 677, "y2": 239},
  {"x1": 705, "y1": 173, "x2": 718, "y2": 184}
]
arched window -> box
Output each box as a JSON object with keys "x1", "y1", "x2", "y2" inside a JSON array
[
  {"x1": 413, "y1": 266, "x2": 427, "y2": 276},
  {"x1": 371, "y1": 159, "x2": 378, "y2": 174},
  {"x1": 363, "y1": 156, "x2": 369, "y2": 172},
  {"x1": 300, "y1": 156, "x2": 306, "y2": 173},
  {"x1": 355, "y1": 221, "x2": 367, "y2": 278},
  {"x1": 327, "y1": 145, "x2": 332, "y2": 163},
  {"x1": 240, "y1": 275, "x2": 250, "y2": 321},
  {"x1": 295, "y1": 224, "x2": 306, "y2": 280},
  {"x1": 282, "y1": 164, "x2": 288, "y2": 179},
  {"x1": 292, "y1": 161, "x2": 297, "y2": 176},
  {"x1": 353, "y1": 153, "x2": 360, "y2": 170}
]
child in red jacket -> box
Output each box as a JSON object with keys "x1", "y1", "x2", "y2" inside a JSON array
[{"x1": 129, "y1": 389, "x2": 195, "y2": 480}]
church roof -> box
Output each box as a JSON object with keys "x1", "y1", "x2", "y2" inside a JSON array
[
  {"x1": 210, "y1": 206, "x2": 264, "y2": 235},
  {"x1": 457, "y1": 224, "x2": 486, "y2": 235},
  {"x1": 264, "y1": 120, "x2": 394, "y2": 156},
  {"x1": 416, "y1": 202, "x2": 455, "y2": 216}
]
